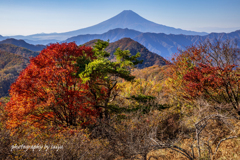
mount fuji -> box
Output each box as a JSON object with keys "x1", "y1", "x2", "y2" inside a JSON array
[{"x1": 10, "y1": 10, "x2": 207, "y2": 43}]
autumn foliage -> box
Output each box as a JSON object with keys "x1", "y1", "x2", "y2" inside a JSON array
[
  {"x1": 5, "y1": 43, "x2": 99, "y2": 129},
  {"x1": 2, "y1": 39, "x2": 240, "y2": 159},
  {"x1": 168, "y1": 40, "x2": 240, "y2": 115}
]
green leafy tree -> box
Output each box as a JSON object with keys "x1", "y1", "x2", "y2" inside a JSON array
[{"x1": 76, "y1": 40, "x2": 143, "y2": 119}]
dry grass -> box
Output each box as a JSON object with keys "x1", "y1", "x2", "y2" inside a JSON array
[{"x1": 1, "y1": 98, "x2": 240, "y2": 160}]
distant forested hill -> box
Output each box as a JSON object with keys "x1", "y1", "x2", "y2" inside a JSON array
[
  {"x1": 0, "y1": 44, "x2": 39, "y2": 58},
  {"x1": 0, "y1": 38, "x2": 45, "y2": 52},
  {"x1": 0, "y1": 43, "x2": 41, "y2": 97},
  {"x1": 84, "y1": 38, "x2": 168, "y2": 69},
  {"x1": 0, "y1": 50, "x2": 29, "y2": 97}
]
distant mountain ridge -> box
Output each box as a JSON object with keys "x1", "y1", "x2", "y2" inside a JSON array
[
  {"x1": 0, "y1": 35, "x2": 5, "y2": 41},
  {"x1": 66, "y1": 28, "x2": 240, "y2": 58},
  {"x1": 66, "y1": 28, "x2": 142, "y2": 44},
  {"x1": 135, "y1": 30, "x2": 240, "y2": 57},
  {"x1": 7, "y1": 10, "x2": 207, "y2": 42},
  {"x1": 2, "y1": 28, "x2": 240, "y2": 59},
  {"x1": 0, "y1": 38, "x2": 46, "y2": 51}
]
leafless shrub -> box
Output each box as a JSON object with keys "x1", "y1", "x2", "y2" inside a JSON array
[{"x1": 148, "y1": 100, "x2": 238, "y2": 160}]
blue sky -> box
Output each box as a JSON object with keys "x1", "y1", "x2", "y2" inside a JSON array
[{"x1": 1, "y1": 0, "x2": 240, "y2": 36}]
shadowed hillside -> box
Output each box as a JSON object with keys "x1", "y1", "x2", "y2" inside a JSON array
[
  {"x1": 84, "y1": 38, "x2": 169, "y2": 68},
  {"x1": 0, "y1": 50, "x2": 29, "y2": 97},
  {"x1": 0, "y1": 44, "x2": 39, "y2": 58},
  {"x1": 0, "y1": 38, "x2": 46, "y2": 51},
  {"x1": 0, "y1": 44, "x2": 39, "y2": 97}
]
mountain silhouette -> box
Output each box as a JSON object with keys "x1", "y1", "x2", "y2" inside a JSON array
[
  {"x1": 65, "y1": 28, "x2": 142, "y2": 44},
  {"x1": 134, "y1": 30, "x2": 240, "y2": 57},
  {"x1": 66, "y1": 28, "x2": 240, "y2": 58},
  {"x1": 64, "y1": 10, "x2": 207, "y2": 37},
  {"x1": 0, "y1": 35, "x2": 5, "y2": 41},
  {"x1": 10, "y1": 10, "x2": 207, "y2": 42}
]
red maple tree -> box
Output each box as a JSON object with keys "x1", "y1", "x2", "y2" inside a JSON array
[
  {"x1": 181, "y1": 40, "x2": 240, "y2": 115},
  {"x1": 5, "y1": 42, "x2": 99, "y2": 129}
]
